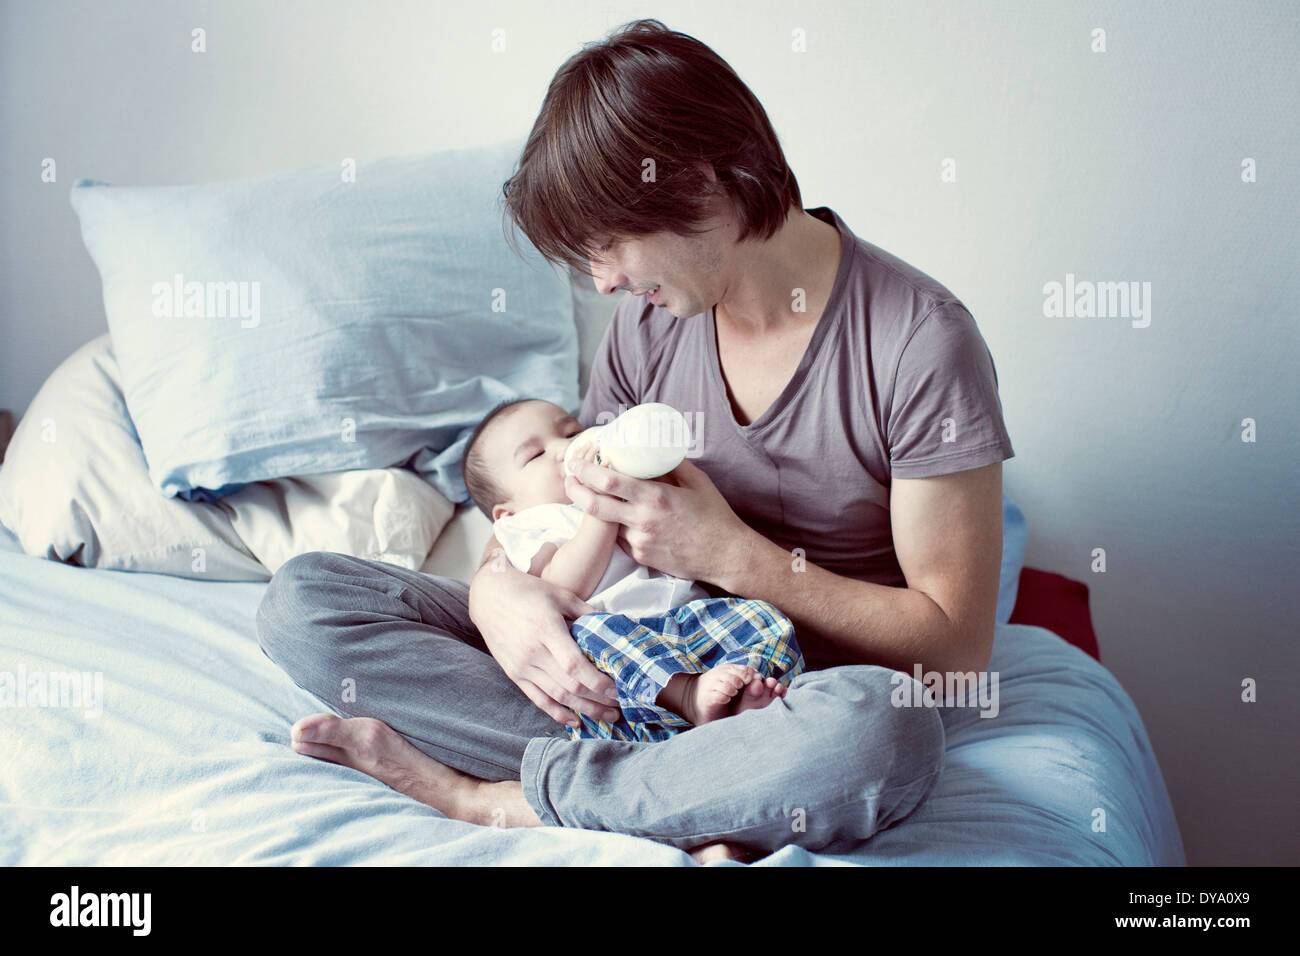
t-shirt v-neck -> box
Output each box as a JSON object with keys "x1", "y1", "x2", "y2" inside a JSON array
[{"x1": 703, "y1": 206, "x2": 853, "y2": 437}]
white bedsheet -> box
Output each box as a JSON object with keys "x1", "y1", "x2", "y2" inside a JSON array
[{"x1": 0, "y1": 519, "x2": 1183, "y2": 866}]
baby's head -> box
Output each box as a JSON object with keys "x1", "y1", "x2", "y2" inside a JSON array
[{"x1": 463, "y1": 398, "x2": 586, "y2": 521}]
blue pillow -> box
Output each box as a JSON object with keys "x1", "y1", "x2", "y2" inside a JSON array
[
  {"x1": 69, "y1": 139, "x2": 576, "y2": 504},
  {"x1": 998, "y1": 492, "x2": 1027, "y2": 624}
]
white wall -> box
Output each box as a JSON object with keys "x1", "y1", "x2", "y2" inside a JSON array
[{"x1": 2, "y1": 0, "x2": 1296, "y2": 864}]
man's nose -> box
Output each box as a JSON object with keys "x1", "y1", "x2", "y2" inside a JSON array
[{"x1": 590, "y1": 263, "x2": 628, "y2": 296}]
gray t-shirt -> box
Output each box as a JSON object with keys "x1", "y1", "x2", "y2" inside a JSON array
[{"x1": 577, "y1": 205, "x2": 1014, "y2": 594}]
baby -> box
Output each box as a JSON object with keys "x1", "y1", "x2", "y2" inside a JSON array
[{"x1": 462, "y1": 397, "x2": 804, "y2": 742}]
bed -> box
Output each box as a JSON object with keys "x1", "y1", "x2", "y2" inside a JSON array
[
  {"x1": 0, "y1": 508, "x2": 1184, "y2": 865},
  {"x1": 0, "y1": 140, "x2": 1184, "y2": 866}
]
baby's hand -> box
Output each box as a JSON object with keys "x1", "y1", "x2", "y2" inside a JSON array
[{"x1": 568, "y1": 438, "x2": 604, "y2": 470}]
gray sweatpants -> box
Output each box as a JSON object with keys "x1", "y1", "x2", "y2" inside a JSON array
[{"x1": 254, "y1": 551, "x2": 947, "y2": 854}]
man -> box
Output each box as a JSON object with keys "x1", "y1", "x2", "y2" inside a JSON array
[{"x1": 256, "y1": 19, "x2": 1013, "y2": 862}]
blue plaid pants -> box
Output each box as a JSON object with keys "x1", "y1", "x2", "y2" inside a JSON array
[{"x1": 567, "y1": 596, "x2": 804, "y2": 742}]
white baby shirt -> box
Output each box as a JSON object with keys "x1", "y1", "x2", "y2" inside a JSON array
[{"x1": 493, "y1": 501, "x2": 710, "y2": 619}]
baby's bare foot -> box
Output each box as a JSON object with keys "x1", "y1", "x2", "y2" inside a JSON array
[
  {"x1": 659, "y1": 664, "x2": 756, "y2": 726},
  {"x1": 732, "y1": 674, "x2": 787, "y2": 715},
  {"x1": 689, "y1": 663, "x2": 759, "y2": 724}
]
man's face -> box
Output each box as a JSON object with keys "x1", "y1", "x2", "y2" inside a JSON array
[
  {"x1": 481, "y1": 400, "x2": 586, "y2": 521},
  {"x1": 587, "y1": 209, "x2": 730, "y2": 318}
]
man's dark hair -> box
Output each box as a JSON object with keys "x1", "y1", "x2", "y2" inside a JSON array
[
  {"x1": 462, "y1": 398, "x2": 538, "y2": 519},
  {"x1": 500, "y1": 18, "x2": 802, "y2": 278}
]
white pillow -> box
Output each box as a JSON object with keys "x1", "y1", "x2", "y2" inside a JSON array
[
  {"x1": 0, "y1": 335, "x2": 453, "y2": 579},
  {"x1": 224, "y1": 469, "x2": 452, "y2": 575},
  {"x1": 0, "y1": 335, "x2": 266, "y2": 579}
]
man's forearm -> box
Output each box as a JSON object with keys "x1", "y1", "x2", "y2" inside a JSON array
[{"x1": 717, "y1": 529, "x2": 982, "y2": 674}]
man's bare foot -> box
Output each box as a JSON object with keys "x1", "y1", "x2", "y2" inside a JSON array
[
  {"x1": 289, "y1": 713, "x2": 540, "y2": 828},
  {"x1": 689, "y1": 841, "x2": 759, "y2": 864},
  {"x1": 733, "y1": 674, "x2": 787, "y2": 715}
]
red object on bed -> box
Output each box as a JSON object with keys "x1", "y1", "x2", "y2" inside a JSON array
[{"x1": 1007, "y1": 567, "x2": 1101, "y2": 662}]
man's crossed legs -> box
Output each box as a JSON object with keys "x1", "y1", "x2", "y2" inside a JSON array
[{"x1": 254, "y1": 551, "x2": 946, "y2": 857}]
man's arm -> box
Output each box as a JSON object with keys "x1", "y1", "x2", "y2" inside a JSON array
[
  {"x1": 714, "y1": 462, "x2": 1002, "y2": 674},
  {"x1": 468, "y1": 533, "x2": 621, "y2": 726},
  {"x1": 715, "y1": 301, "x2": 1008, "y2": 673},
  {"x1": 565, "y1": 455, "x2": 1002, "y2": 673}
]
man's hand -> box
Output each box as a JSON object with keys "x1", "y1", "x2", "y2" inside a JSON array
[
  {"x1": 468, "y1": 557, "x2": 621, "y2": 729},
  {"x1": 563, "y1": 456, "x2": 753, "y2": 586}
]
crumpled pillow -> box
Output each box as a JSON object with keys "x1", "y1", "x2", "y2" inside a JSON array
[
  {"x1": 223, "y1": 469, "x2": 452, "y2": 575},
  {"x1": 0, "y1": 334, "x2": 452, "y2": 580}
]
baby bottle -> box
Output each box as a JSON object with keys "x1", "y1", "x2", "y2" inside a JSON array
[{"x1": 563, "y1": 402, "x2": 692, "y2": 480}]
